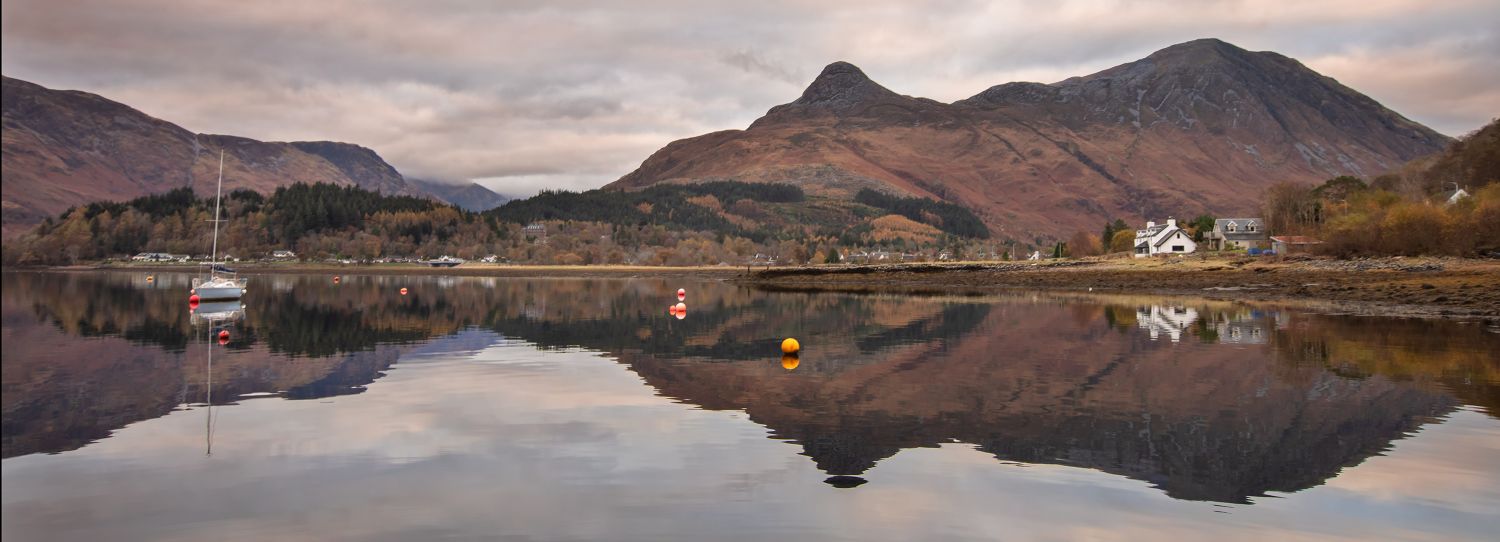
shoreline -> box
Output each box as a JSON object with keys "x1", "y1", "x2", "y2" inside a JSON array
[
  {"x1": 14, "y1": 256, "x2": 1500, "y2": 320},
  {"x1": 61, "y1": 262, "x2": 752, "y2": 279},
  {"x1": 737, "y1": 257, "x2": 1500, "y2": 321}
]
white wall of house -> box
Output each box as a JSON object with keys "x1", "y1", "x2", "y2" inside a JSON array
[{"x1": 1157, "y1": 230, "x2": 1197, "y2": 255}]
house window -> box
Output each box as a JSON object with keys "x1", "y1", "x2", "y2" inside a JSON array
[
  {"x1": 1248, "y1": 225, "x2": 1257, "y2": 232},
  {"x1": 1172, "y1": 245, "x2": 1185, "y2": 252},
  {"x1": 1227, "y1": 224, "x2": 1236, "y2": 232}
]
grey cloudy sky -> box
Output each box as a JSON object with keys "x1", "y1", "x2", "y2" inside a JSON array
[{"x1": 3, "y1": 0, "x2": 1497, "y2": 197}]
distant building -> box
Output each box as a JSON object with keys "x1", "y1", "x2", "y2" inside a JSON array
[
  {"x1": 1445, "y1": 188, "x2": 1471, "y2": 205},
  {"x1": 1270, "y1": 236, "x2": 1323, "y2": 254},
  {"x1": 270, "y1": 250, "x2": 297, "y2": 260},
  {"x1": 132, "y1": 252, "x2": 176, "y2": 262},
  {"x1": 523, "y1": 223, "x2": 547, "y2": 244},
  {"x1": 1133, "y1": 218, "x2": 1197, "y2": 258},
  {"x1": 1203, "y1": 218, "x2": 1268, "y2": 251}
]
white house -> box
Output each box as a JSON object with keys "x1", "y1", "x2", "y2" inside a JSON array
[
  {"x1": 1136, "y1": 305, "x2": 1199, "y2": 342},
  {"x1": 1133, "y1": 218, "x2": 1197, "y2": 258}
]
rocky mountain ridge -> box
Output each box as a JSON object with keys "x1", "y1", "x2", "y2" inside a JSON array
[
  {"x1": 0, "y1": 76, "x2": 496, "y2": 236},
  {"x1": 610, "y1": 38, "x2": 1452, "y2": 239}
]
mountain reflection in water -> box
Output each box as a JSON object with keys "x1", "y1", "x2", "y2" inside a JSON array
[{"x1": 2, "y1": 270, "x2": 1497, "y2": 506}]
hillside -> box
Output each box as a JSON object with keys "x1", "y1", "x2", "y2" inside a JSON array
[
  {"x1": 609, "y1": 38, "x2": 1452, "y2": 240},
  {"x1": 1375, "y1": 117, "x2": 1499, "y2": 195},
  {"x1": 410, "y1": 179, "x2": 510, "y2": 211},
  {"x1": 0, "y1": 76, "x2": 432, "y2": 237}
]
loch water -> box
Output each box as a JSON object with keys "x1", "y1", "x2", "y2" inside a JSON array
[{"x1": 2, "y1": 270, "x2": 1498, "y2": 541}]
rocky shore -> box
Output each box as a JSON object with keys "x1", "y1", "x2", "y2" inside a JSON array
[{"x1": 739, "y1": 257, "x2": 1500, "y2": 320}]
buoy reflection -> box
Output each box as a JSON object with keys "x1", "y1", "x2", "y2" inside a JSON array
[
  {"x1": 781, "y1": 354, "x2": 799, "y2": 370},
  {"x1": 824, "y1": 475, "x2": 867, "y2": 488}
]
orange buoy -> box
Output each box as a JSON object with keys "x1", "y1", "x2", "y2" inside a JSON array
[
  {"x1": 781, "y1": 338, "x2": 800, "y2": 354},
  {"x1": 146, "y1": 275, "x2": 155, "y2": 282},
  {"x1": 677, "y1": 288, "x2": 686, "y2": 300},
  {"x1": 400, "y1": 287, "x2": 408, "y2": 296},
  {"x1": 781, "y1": 354, "x2": 800, "y2": 370}
]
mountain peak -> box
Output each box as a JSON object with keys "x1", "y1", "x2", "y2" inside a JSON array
[
  {"x1": 1143, "y1": 37, "x2": 1257, "y2": 66},
  {"x1": 786, "y1": 61, "x2": 900, "y2": 110}
]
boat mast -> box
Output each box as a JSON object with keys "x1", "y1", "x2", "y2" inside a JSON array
[
  {"x1": 211, "y1": 150, "x2": 224, "y2": 268},
  {"x1": 206, "y1": 328, "x2": 214, "y2": 455}
]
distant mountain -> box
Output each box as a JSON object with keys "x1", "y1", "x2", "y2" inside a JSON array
[
  {"x1": 610, "y1": 38, "x2": 1452, "y2": 239},
  {"x1": 410, "y1": 179, "x2": 509, "y2": 211},
  {"x1": 1, "y1": 76, "x2": 434, "y2": 237}
]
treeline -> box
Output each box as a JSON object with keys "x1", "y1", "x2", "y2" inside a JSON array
[
  {"x1": 3, "y1": 183, "x2": 501, "y2": 265},
  {"x1": 1372, "y1": 118, "x2": 1499, "y2": 196},
  {"x1": 854, "y1": 189, "x2": 990, "y2": 239},
  {"x1": 1263, "y1": 119, "x2": 1500, "y2": 257},
  {"x1": 263, "y1": 183, "x2": 437, "y2": 243},
  {"x1": 1265, "y1": 178, "x2": 1500, "y2": 257},
  {"x1": 486, "y1": 181, "x2": 805, "y2": 242},
  {"x1": 5, "y1": 178, "x2": 1009, "y2": 266}
]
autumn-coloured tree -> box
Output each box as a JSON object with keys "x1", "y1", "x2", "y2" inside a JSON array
[
  {"x1": 1263, "y1": 182, "x2": 1322, "y2": 235},
  {"x1": 1066, "y1": 230, "x2": 1101, "y2": 257}
]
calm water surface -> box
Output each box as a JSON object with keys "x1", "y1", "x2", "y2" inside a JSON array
[{"x1": 2, "y1": 270, "x2": 1498, "y2": 541}]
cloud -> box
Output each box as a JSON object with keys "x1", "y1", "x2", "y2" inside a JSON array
[{"x1": 3, "y1": 0, "x2": 1496, "y2": 196}]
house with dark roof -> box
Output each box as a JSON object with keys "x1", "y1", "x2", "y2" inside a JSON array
[{"x1": 1203, "y1": 218, "x2": 1268, "y2": 251}]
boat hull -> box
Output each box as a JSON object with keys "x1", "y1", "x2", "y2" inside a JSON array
[
  {"x1": 191, "y1": 301, "x2": 244, "y2": 324},
  {"x1": 195, "y1": 286, "x2": 244, "y2": 300}
]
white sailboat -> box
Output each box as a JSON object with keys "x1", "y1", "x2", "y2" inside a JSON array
[{"x1": 191, "y1": 150, "x2": 247, "y2": 300}]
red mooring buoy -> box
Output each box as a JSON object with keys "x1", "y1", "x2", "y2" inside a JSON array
[
  {"x1": 677, "y1": 288, "x2": 686, "y2": 300},
  {"x1": 333, "y1": 275, "x2": 341, "y2": 283},
  {"x1": 189, "y1": 294, "x2": 201, "y2": 307},
  {"x1": 217, "y1": 329, "x2": 230, "y2": 342}
]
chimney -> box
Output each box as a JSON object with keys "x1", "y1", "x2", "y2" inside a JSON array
[
  {"x1": 1167, "y1": 217, "x2": 1177, "y2": 228},
  {"x1": 1146, "y1": 221, "x2": 1156, "y2": 228}
]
